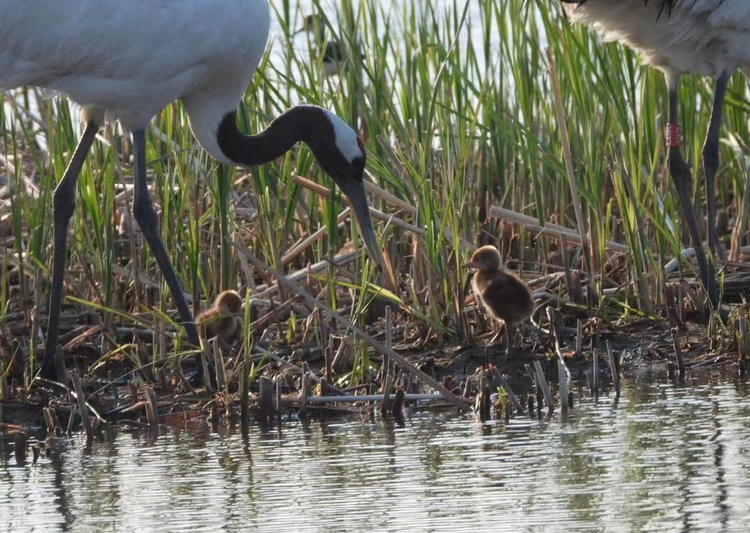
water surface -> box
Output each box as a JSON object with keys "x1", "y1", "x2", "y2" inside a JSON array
[{"x1": 2, "y1": 370, "x2": 749, "y2": 532}]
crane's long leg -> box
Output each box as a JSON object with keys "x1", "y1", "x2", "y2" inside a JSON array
[
  {"x1": 667, "y1": 77, "x2": 717, "y2": 309},
  {"x1": 702, "y1": 69, "x2": 731, "y2": 261},
  {"x1": 131, "y1": 130, "x2": 201, "y2": 369},
  {"x1": 41, "y1": 121, "x2": 99, "y2": 380}
]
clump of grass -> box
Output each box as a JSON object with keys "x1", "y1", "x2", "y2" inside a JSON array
[{"x1": 1, "y1": 0, "x2": 749, "y2": 391}]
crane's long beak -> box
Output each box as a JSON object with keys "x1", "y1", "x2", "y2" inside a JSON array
[{"x1": 343, "y1": 181, "x2": 384, "y2": 271}]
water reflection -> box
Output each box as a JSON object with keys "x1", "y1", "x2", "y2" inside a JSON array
[{"x1": 1, "y1": 370, "x2": 750, "y2": 532}]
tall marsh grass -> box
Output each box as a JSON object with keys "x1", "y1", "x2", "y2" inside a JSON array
[{"x1": 1, "y1": 0, "x2": 749, "y2": 386}]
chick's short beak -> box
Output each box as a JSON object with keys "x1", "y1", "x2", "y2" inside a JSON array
[{"x1": 464, "y1": 260, "x2": 478, "y2": 270}]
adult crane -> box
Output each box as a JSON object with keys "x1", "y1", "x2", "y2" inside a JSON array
[
  {"x1": 0, "y1": 0, "x2": 383, "y2": 382},
  {"x1": 560, "y1": 0, "x2": 750, "y2": 309}
]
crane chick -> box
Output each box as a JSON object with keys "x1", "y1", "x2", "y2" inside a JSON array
[
  {"x1": 465, "y1": 246, "x2": 533, "y2": 354},
  {"x1": 196, "y1": 290, "x2": 243, "y2": 347}
]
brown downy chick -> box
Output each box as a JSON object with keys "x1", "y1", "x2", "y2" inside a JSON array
[
  {"x1": 196, "y1": 290, "x2": 243, "y2": 346},
  {"x1": 465, "y1": 246, "x2": 533, "y2": 353}
]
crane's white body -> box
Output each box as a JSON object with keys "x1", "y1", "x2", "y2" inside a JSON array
[
  {"x1": 0, "y1": 0, "x2": 270, "y2": 162},
  {"x1": 564, "y1": 0, "x2": 750, "y2": 78}
]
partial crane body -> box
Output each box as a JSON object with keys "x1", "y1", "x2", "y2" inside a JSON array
[
  {"x1": 561, "y1": 0, "x2": 750, "y2": 308},
  {"x1": 1, "y1": 0, "x2": 383, "y2": 382}
]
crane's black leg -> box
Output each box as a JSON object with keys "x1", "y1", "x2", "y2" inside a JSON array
[
  {"x1": 41, "y1": 121, "x2": 99, "y2": 380},
  {"x1": 667, "y1": 78, "x2": 717, "y2": 310},
  {"x1": 131, "y1": 130, "x2": 202, "y2": 374},
  {"x1": 702, "y1": 69, "x2": 731, "y2": 261}
]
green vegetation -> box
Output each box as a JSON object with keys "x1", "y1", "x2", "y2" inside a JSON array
[{"x1": 2, "y1": 0, "x2": 748, "y2": 389}]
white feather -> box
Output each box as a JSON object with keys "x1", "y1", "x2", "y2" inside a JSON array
[
  {"x1": 564, "y1": 0, "x2": 750, "y2": 76},
  {"x1": 324, "y1": 110, "x2": 363, "y2": 163},
  {"x1": 0, "y1": 0, "x2": 270, "y2": 144}
]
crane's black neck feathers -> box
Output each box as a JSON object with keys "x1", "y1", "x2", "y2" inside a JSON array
[{"x1": 217, "y1": 105, "x2": 333, "y2": 168}]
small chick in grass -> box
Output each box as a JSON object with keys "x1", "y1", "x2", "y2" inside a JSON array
[
  {"x1": 465, "y1": 246, "x2": 533, "y2": 356},
  {"x1": 196, "y1": 290, "x2": 243, "y2": 348}
]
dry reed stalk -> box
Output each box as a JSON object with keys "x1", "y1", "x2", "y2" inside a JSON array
[
  {"x1": 300, "y1": 372, "x2": 311, "y2": 416},
  {"x1": 142, "y1": 385, "x2": 158, "y2": 427},
  {"x1": 671, "y1": 327, "x2": 686, "y2": 376},
  {"x1": 380, "y1": 374, "x2": 394, "y2": 415},
  {"x1": 258, "y1": 376, "x2": 274, "y2": 416},
  {"x1": 70, "y1": 371, "x2": 93, "y2": 440},
  {"x1": 592, "y1": 349, "x2": 599, "y2": 396},
  {"x1": 558, "y1": 359, "x2": 570, "y2": 417},
  {"x1": 240, "y1": 358, "x2": 249, "y2": 424},
  {"x1": 606, "y1": 341, "x2": 621, "y2": 397},
  {"x1": 490, "y1": 205, "x2": 628, "y2": 254},
  {"x1": 533, "y1": 360, "x2": 553, "y2": 411}
]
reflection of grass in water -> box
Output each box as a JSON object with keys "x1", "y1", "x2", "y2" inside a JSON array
[{"x1": 2, "y1": 0, "x2": 748, "y2": 389}]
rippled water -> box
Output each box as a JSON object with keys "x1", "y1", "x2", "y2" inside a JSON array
[{"x1": 2, "y1": 370, "x2": 750, "y2": 532}]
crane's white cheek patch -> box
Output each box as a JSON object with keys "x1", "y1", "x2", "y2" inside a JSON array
[{"x1": 324, "y1": 110, "x2": 363, "y2": 163}]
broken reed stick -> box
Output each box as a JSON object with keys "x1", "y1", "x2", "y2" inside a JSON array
[
  {"x1": 274, "y1": 378, "x2": 282, "y2": 414},
  {"x1": 558, "y1": 359, "x2": 570, "y2": 417},
  {"x1": 491, "y1": 367, "x2": 524, "y2": 414},
  {"x1": 606, "y1": 341, "x2": 621, "y2": 397},
  {"x1": 240, "y1": 359, "x2": 249, "y2": 423},
  {"x1": 43, "y1": 407, "x2": 57, "y2": 436},
  {"x1": 391, "y1": 388, "x2": 406, "y2": 416},
  {"x1": 592, "y1": 349, "x2": 599, "y2": 396},
  {"x1": 300, "y1": 373, "x2": 311, "y2": 416},
  {"x1": 525, "y1": 363, "x2": 542, "y2": 412},
  {"x1": 235, "y1": 243, "x2": 471, "y2": 411},
  {"x1": 380, "y1": 374, "x2": 394, "y2": 416},
  {"x1": 69, "y1": 371, "x2": 93, "y2": 440},
  {"x1": 671, "y1": 327, "x2": 686, "y2": 376},
  {"x1": 477, "y1": 376, "x2": 491, "y2": 422},
  {"x1": 14, "y1": 433, "x2": 27, "y2": 465},
  {"x1": 258, "y1": 376, "x2": 274, "y2": 416},
  {"x1": 547, "y1": 306, "x2": 572, "y2": 412},
  {"x1": 144, "y1": 385, "x2": 158, "y2": 427},
  {"x1": 533, "y1": 361, "x2": 553, "y2": 410}
]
